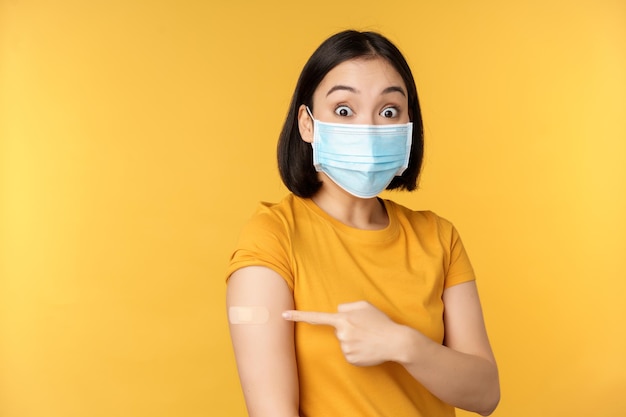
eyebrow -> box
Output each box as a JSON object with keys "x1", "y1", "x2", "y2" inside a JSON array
[
  {"x1": 325, "y1": 85, "x2": 406, "y2": 97},
  {"x1": 326, "y1": 85, "x2": 359, "y2": 96},
  {"x1": 382, "y1": 86, "x2": 406, "y2": 97}
]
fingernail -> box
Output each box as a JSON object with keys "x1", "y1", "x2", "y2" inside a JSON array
[{"x1": 282, "y1": 311, "x2": 292, "y2": 319}]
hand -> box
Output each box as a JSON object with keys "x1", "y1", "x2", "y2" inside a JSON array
[{"x1": 282, "y1": 301, "x2": 403, "y2": 366}]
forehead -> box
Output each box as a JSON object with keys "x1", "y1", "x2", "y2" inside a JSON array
[{"x1": 316, "y1": 57, "x2": 406, "y2": 93}]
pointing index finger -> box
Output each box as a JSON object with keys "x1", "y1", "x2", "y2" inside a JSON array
[{"x1": 282, "y1": 310, "x2": 339, "y2": 327}]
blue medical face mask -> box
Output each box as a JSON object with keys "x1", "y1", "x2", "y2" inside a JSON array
[{"x1": 306, "y1": 107, "x2": 413, "y2": 198}]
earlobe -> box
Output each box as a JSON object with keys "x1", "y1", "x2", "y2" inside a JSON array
[{"x1": 297, "y1": 104, "x2": 314, "y2": 143}]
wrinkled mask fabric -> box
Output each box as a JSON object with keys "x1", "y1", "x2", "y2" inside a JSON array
[{"x1": 307, "y1": 107, "x2": 413, "y2": 198}]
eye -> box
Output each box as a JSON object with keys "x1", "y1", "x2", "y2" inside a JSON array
[
  {"x1": 380, "y1": 107, "x2": 399, "y2": 118},
  {"x1": 334, "y1": 105, "x2": 353, "y2": 117}
]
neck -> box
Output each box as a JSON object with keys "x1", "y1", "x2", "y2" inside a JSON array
[{"x1": 311, "y1": 176, "x2": 389, "y2": 230}]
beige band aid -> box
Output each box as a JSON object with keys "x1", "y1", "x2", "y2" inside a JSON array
[{"x1": 228, "y1": 306, "x2": 270, "y2": 324}]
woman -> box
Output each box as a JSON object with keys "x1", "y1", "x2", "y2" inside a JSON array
[{"x1": 226, "y1": 30, "x2": 500, "y2": 417}]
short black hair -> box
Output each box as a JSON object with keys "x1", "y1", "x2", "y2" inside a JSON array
[{"x1": 277, "y1": 30, "x2": 424, "y2": 198}]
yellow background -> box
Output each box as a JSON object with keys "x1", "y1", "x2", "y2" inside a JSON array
[{"x1": 1, "y1": 0, "x2": 625, "y2": 416}]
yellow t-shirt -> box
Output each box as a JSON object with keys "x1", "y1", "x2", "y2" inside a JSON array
[{"x1": 226, "y1": 194, "x2": 475, "y2": 417}]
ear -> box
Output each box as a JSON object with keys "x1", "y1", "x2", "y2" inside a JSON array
[{"x1": 297, "y1": 104, "x2": 314, "y2": 143}]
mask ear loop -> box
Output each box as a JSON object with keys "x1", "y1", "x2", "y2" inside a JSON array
[{"x1": 305, "y1": 106, "x2": 315, "y2": 121}]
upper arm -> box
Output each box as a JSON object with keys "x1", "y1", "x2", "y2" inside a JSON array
[
  {"x1": 226, "y1": 266, "x2": 299, "y2": 417},
  {"x1": 442, "y1": 281, "x2": 496, "y2": 365}
]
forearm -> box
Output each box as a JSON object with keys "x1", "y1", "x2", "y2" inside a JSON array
[{"x1": 392, "y1": 324, "x2": 500, "y2": 415}]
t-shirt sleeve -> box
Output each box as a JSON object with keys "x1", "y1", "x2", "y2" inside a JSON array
[
  {"x1": 438, "y1": 216, "x2": 476, "y2": 288},
  {"x1": 225, "y1": 204, "x2": 295, "y2": 290}
]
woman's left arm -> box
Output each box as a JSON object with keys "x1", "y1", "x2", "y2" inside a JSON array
[
  {"x1": 395, "y1": 280, "x2": 500, "y2": 415},
  {"x1": 283, "y1": 280, "x2": 500, "y2": 415}
]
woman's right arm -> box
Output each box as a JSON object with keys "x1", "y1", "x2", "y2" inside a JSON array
[{"x1": 226, "y1": 266, "x2": 299, "y2": 417}]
